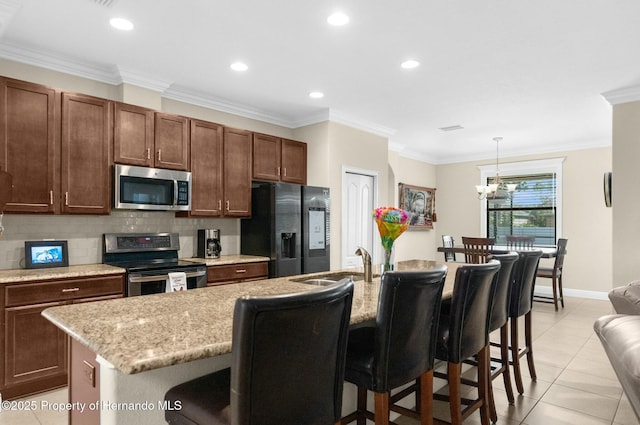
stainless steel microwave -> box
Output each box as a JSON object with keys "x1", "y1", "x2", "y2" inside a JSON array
[{"x1": 114, "y1": 164, "x2": 192, "y2": 211}]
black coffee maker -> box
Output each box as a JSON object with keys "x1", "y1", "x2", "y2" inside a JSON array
[{"x1": 197, "y1": 229, "x2": 221, "y2": 259}]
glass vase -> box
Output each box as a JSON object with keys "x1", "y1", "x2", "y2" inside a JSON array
[{"x1": 382, "y1": 248, "x2": 393, "y2": 273}]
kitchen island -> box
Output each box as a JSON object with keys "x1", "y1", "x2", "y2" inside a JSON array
[{"x1": 42, "y1": 260, "x2": 460, "y2": 425}]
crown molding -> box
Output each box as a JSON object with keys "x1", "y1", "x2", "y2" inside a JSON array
[
  {"x1": 163, "y1": 85, "x2": 296, "y2": 127},
  {"x1": 0, "y1": 40, "x2": 121, "y2": 84},
  {"x1": 327, "y1": 109, "x2": 396, "y2": 138},
  {"x1": 601, "y1": 85, "x2": 640, "y2": 105},
  {"x1": 117, "y1": 67, "x2": 173, "y2": 93}
]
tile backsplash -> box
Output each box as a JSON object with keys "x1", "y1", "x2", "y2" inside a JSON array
[{"x1": 0, "y1": 211, "x2": 241, "y2": 270}]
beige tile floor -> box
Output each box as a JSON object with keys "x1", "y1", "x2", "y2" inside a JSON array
[{"x1": 0, "y1": 296, "x2": 636, "y2": 425}]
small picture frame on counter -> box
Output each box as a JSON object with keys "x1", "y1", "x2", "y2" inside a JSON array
[{"x1": 24, "y1": 240, "x2": 69, "y2": 269}]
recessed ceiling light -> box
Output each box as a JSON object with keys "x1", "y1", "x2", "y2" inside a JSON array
[
  {"x1": 109, "y1": 17, "x2": 134, "y2": 31},
  {"x1": 309, "y1": 91, "x2": 324, "y2": 99},
  {"x1": 401, "y1": 59, "x2": 420, "y2": 69},
  {"x1": 230, "y1": 62, "x2": 249, "y2": 72},
  {"x1": 327, "y1": 12, "x2": 349, "y2": 26}
]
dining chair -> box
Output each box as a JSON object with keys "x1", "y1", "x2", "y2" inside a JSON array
[
  {"x1": 534, "y1": 238, "x2": 568, "y2": 311},
  {"x1": 433, "y1": 260, "x2": 501, "y2": 425},
  {"x1": 164, "y1": 279, "x2": 354, "y2": 425},
  {"x1": 340, "y1": 267, "x2": 447, "y2": 425},
  {"x1": 508, "y1": 250, "x2": 544, "y2": 395},
  {"x1": 461, "y1": 237, "x2": 495, "y2": 264},
  {"x1": 506, "y1": 235, "x2": 535, "y2": 249},
  {"x1": 442, "y1": 235, "x2": 456, "y2": 262}
]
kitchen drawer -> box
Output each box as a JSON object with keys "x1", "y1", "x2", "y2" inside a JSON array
[
  {"x1": 5, "y1": 275, "x2": 125, "y2": 307},
  {"x1": 206, "y1": 262, "x2": 268, "y2": 285}
]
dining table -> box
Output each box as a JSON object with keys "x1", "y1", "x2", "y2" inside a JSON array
[{"x1": 437, "y1": 245, "x2": 557, "y2": 258}]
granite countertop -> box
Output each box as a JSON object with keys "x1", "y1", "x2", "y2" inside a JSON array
[
  {"x1": 0, "y1": 255, "x2": 269, "y2": 284},
  {"x1": 42, "y1": 260, "x2": 461, "y2": 375},
  {"x1": 0, "y1": 264, "x2": 125, "y2": 284},
  {"x1": 182, "y1": 255, "x2": 270, "y2": 266}
]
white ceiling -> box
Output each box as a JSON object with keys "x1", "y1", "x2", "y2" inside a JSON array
[{"x1": 1, "y1": 0, "x2": 639, "y2": 164}]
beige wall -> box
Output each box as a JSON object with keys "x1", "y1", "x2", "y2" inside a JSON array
[
  {"x1": 387, "y1": 151, "x2": 439, "y2": 262},
  {"x1": 612, "y1": 101, "x2": 640, "y2": 287},
  {"x1": 436, "y1": 147, "x2": 613, "y2": 296}
]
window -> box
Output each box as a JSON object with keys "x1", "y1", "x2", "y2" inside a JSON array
[{"x1": 479, "y1": 158, "x2": 564, "y2": 247}]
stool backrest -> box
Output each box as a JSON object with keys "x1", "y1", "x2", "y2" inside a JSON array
[
  {"x1": 462, "y1": 236, "x2": 495, "y2": 264},
  {"x1": 553, "y1": 238, "x2": 568, "y2": 275},
  {"x1": 231, "y1": 280, "x2": 354, "y2": 425},
  {"x1": 506, "y1": 235, "x2": 535, "y2": 249},
  {"x1": 488, "y1": 252, "x2": 519, "y2": 332},
  {"x1": 372, "y1": 267, "x2": 447, "y2": 391},
  {"x1": 442, "y1": 235, "x2": 456, "y2": 262},
  {"x1": 509, "y1": 250, "x2": 544, "y2": 318},
  {"x1": 446, "y1": 260, "x2": 501, "y2": 362}
]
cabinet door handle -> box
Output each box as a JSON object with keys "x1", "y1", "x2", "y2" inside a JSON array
[
  {"x1": 62, "y1": 287, "x2": 80, "y2": 293},
  {"x1": 65, "y1": 192, "x2": 69, "y2": 206},
  {"x1": 218, "y1": 200, "x2": 222, "y2": 211},
  {"x1": 283, "y1": 168, "x2": 287, "y2": 177},
  {"x1": 146, "y1": 148, "x2": 151, "y2": 160},
  {"x1": 235, "y1": 269, "x2": 247, "y2": 274},
  {"x1": 157, "y1": 149, "x2": 162, "y2": 162},
  {"x1": 225, "y1": 200, "x2": 230, "y2": 211},
  {"x1": 49, "y1": 190, "x2": 54, "y2": 205},
  {"x1": 277, "y1": 167, "x2": 281, "y2": 176}
]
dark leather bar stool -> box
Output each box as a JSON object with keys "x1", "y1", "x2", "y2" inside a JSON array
[
  {"x1": 462, "y1": 252, "x2": 519, "y2": 423},
  {"x1": 508, "y1": 250, "x2": 543, "y2": 394},
  {"x1": 340, "y1": 267, "x2": 448, "y2": 425},
  {"x1": 164, "y1": 279, "x2": 354, "y2": 425},
  {"x1": 433, "y1": 260, "x2": 501, "y2": 425}
]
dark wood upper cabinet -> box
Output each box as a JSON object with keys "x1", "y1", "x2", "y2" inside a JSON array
[
  {"x1": 252, "y1": 133, "x2": 306, "y2": 185},
  {"x1": 189, "y1": 119, "x2": 224, "y2": 216},
  {"x1": 113, "y1": 106, "x2": 188, "y2": 170},
  {"x1": 61, "y1": 92, "x2": 112, "y2": 214},
  {"x1": 252, "y1": 133, "x2": 281, "y2": 181},
  {"x1": 281, "y1": 138, "x2": 307, "y2": 185},
  {"x1": 0, "y1": 77, "x2": 60, "y2": 213},
  {"x1": 113, "y1": 102, "x2": 154, "y2": 167},
  {"x1": 154, "y1": 112, "x2": 189, "y2": 170},
  {"x1": 223, "y1": 127, "x2": 252, "y2": 217}
]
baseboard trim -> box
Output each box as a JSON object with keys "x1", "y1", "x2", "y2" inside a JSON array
[{"x1": 533, "y1": 286, "x2": 609, "y2": 301}]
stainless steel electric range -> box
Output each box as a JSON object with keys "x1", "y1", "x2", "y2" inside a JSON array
[{"x1": 102, "y1": 232, "x2": 206, "y2": 297}]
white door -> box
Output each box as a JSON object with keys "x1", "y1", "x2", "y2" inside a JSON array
[{"x1": 342, "y1": 170, "x2": 376, "y2": 268}]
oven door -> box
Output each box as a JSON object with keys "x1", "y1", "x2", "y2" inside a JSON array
[{"x1": 126, "y1": 267, "x2": 207, "y2": 297}]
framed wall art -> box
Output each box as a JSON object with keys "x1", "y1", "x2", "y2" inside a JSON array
[{"x1": 398, "y1": 183, "x2": 436, "y2": 230}]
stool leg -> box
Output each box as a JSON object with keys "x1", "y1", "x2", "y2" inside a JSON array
[
  {"x1": 357, "y1": 386, "x2": 367, "y2": 425},
  {"x1": 419, "y1": 370, "x2": 434, "y2": 425},
  {"x1": 510, "y1": 317, "x2": 524, "y2": 395},
  {"x1": 551, "y1": 275, "x2": 558, "y2": 311},
  {"x1": 477, "y1": 346, "x2": 491, "y2": 425},
  {"x1": 374, "y1": 392, "x2": 389, "y2": 425},
  {"x1": 559, "y1": 274, "x2": 565, "y2": 308},
  {"x1": 500, "y1": 324, "x2": 515, "y2": 404},
  {"x1": 448, "y1": 362, "x2": 463, "y2": 425},
  {"x1": 525, "y1": 311, "x2": 537, "y2": 381}
]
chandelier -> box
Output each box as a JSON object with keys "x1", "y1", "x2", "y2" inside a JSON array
[{"x1": 476, "y1": 137, "x2": 517, "y2": 200}]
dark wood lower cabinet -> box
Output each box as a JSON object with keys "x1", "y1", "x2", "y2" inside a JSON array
[
  {"x1": 69, "y1": 337, "x2": 100, "y2": 425},
  {"x1": 0, "y1": 274, "x2": 124, "y2": 400},
  {"x1": 2, "y1": 301, "x2": 68, "y2": 399},
  {"x1": 206, "y1": 262, "x2": 268, "y2": 286}
]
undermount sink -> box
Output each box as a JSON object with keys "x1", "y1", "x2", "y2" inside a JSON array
[{"x1": 292, "y1": 271, "x2": 379, "y2": 286}]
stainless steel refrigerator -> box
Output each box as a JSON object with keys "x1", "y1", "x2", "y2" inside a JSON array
[{"x1": 240, "y1": 182, "x2": 330, "y2": 278}]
